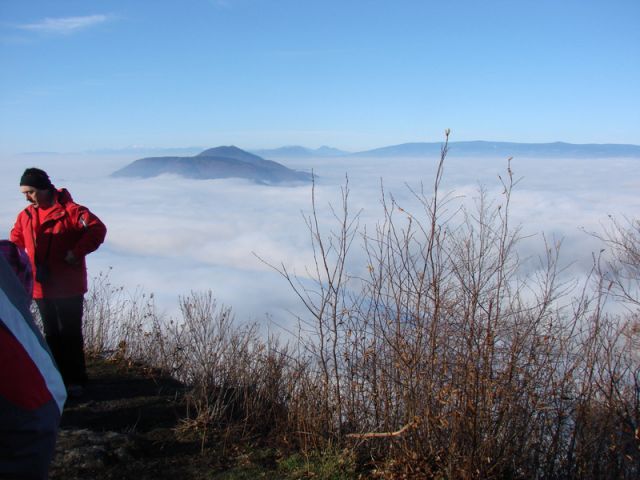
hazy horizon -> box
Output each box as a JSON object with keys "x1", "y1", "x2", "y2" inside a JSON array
[{"x1": 9, "y1": 138, "x2": 640, "y2": 159}]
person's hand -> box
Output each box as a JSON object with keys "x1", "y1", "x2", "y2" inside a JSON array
[{"x1": 65, "y1": 250, "x2": 80, "y2": 265}]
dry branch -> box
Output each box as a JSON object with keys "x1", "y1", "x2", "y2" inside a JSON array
[{"x1": 345, "y1": 416, "x2": 420, "y2": 439}]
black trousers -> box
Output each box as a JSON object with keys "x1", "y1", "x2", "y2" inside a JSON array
[{"x1": 35, "y1": 296, "x2": 87, "y2": 386}]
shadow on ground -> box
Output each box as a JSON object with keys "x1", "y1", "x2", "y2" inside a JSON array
[{"x1": 50, "y1": 357, "x2": 281, "y2": 480}]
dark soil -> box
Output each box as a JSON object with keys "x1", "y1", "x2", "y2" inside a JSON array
[{"x1": 50, "y1": 357, "x2": 282, "y2": 480}]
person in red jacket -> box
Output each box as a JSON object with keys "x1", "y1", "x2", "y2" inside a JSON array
[{"x1": 10, "y1": 167, "x2": 107, "y2": 398}]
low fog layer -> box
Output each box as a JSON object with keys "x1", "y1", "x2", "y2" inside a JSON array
[{"x1": 1, "y1": 151, "x2": 638, "y2": 331}]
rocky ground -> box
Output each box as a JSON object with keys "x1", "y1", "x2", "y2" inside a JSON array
[{"x1": 49, "y1": 357, "x2": 284, "y2": 480}]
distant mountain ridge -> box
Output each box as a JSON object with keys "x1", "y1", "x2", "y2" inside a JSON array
[
  {"x1": 106, "y1": 142, "x2": 640, "y2": 185},
  {"x1": 249, "y1": 141, "x2": 640, "y2": 159},
  {"x1": 20, "y1": 141, "x2": 640, "y2": 160},
  {"x1": 352, "y1": 141, "x2": 640, "y2": 158},
  {"x1": 111, "y1": 146, "x2": 312, "y2": 184}
]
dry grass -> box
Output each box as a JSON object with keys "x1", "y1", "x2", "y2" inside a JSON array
[{"x1": 82, "y1": 134, "x2": 639, "y2": 478}]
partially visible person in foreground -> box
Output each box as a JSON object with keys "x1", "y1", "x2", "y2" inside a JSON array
[
  {"x1": 10, "y1": 167, "x2": 107, "y2": 398},
  {"x1": 0, "y1": 240, "x2": 33, "y2": 298},
  {"x1": 0, "y1": 250, "x2": 67, "y2": 480}
]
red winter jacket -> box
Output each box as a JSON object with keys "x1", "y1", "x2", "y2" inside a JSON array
[{"x1": 10, "y1": 188, "x2": 107, "y2": 299}]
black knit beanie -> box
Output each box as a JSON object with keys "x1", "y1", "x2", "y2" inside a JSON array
[{"x1": 20, "y1": 168, "x2": 53, "y2": 190}]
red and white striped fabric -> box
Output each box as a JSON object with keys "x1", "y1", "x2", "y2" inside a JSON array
[
  {"x1": 0, "y1": 291, "x2": 66, "y2": 413},
  {"x1": 0, "y1": 254, "x2": 66, "y2": 479}
]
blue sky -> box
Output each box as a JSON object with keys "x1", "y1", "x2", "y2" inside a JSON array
[{"x1": 1, "y1": 0, "x2": 639, "y2": 153}]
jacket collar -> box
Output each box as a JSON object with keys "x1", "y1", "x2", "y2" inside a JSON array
[{"x1": 24, "y1": 188, "x2": 73, "y2": 224}]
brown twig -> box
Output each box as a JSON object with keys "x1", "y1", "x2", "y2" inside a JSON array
[{"x1": 346, "y1": 416, "x2": 420, "y2": 439}]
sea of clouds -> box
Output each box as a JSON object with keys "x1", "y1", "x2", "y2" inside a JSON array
[{"x1": 1, "y1": 150, "x2": 638, "y2": 333}]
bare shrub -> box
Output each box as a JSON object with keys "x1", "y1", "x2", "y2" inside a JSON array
[
  {"x1": 84, "y1": 283, "x2": 291, "y2": 445},
  {"x1": 258, "y1": 176, "x2": 361, "y2": 442},
  {"x1": 267, "y1": 132, "x2": 640, "y2": 478},
  {"x1": 79, "y1": 133, "x2": 639, "y2": 478},
  {"x1": 595, "y1": 216, "x2": 640, "y2": 309},
  {"x1": 83, "y1": 268, "x2": 160, "y2": 360},
  {"x1": 167, "y1": 291, "x2": 289, "y2": 444}
]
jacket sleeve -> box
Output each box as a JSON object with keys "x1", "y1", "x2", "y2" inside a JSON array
[
  {"x1": 9, "y1": 213, "x2": 26, "y2": 250},
  {"x1": 69, "y1": 206, "x2": 107, "y2": 259}
]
